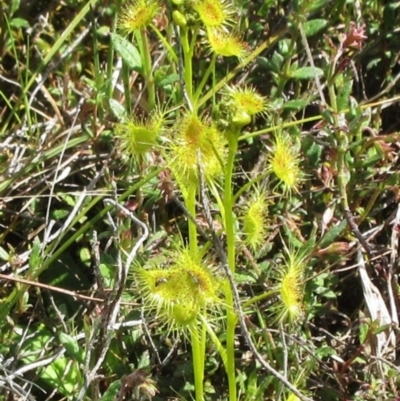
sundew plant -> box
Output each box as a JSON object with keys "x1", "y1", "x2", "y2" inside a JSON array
[{"x1": 1, "y1": 0, "x2": 400, "y2": 401}]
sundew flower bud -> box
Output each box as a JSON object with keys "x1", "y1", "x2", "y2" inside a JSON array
[
  {"x1": 268, "y1": 131, "x2": 302, "y2": 194},
  {"x1": 224, "y1": 85, "x2": 269, "y2": 117},
  {"x1": 242, "y1": 190, "x2": 269, "y2": 251},
  {"x1": 207, "y1": 28, "x2": 249, "y2": 60},
  {"x1": 134, "y1": 249, "x2": 222, "y2": 333},
  {"x1": 168, "y1": 112, "x2": 226, "y2": 194},
  {"x1": 115, "y1": 110, "x2": 165, "y2": 156},
  {"x1": 172, "y1": 10, "x2": 187, "y2": 27},
  {"x1": 274, "y1": 248, "x2": 307, "y2": 325},
  {"x1": 192, "y1": 0, "x2": 235, "y2": 28},
  {"x1": 119, "y1": 0, "x2": 161, "y2": 33}
]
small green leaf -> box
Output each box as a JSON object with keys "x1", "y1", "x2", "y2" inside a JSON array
[
  {"x1": 157, "y1": 73, "x2": 180, "y2": 87},
  {"x1": 291, "y1": 67, "x2": 324, "y2": 80},
  {"x1": 138, "y1": 350, "x2": 150, "y2": 369},
  {"x1": 10, "y1": 18, "x2": 30, "y2": 29},
  {"x1": 337, "y1": 76, "x2": 353, "y2": 111},
  {"x1": 314, "y1": 286, "x2": 336, "y2": 299},
  {"x1": 11, "y1": 0, "x2": 20, "y2": 16},
  {"x1": 109, "y1": 98, "x2": 126, "y2": 119},
  {"x1": 100, "y1": 381, "x2": 121, "y2": 401},
  {"x1": 58, "y1": 194, "x2": 76, "y2": 207},
  {"x1": 372, "y1": 323, "x2": 392, "y2": 335},
  {"x1": 111, "y1": 33, "x2": 142, "y2": 71},
  {"x1": 51, "y1": 209, "x2": 70, "y2": 219},
  {"x1": 97, "y1": 26, "x2": 110, "y2": 36},
  {"x1": 315, "y1": 346, "x2": 335, "y2": 358},
  {"x1": 270, "y1": 52, "x2": 284, "y2": 71},
  {"x1": 99, "y1": 261, "x2": 114, "y2": 287},
  {"x1": 0, "y1": 247, "x2": 9, "y2": 261},
  {"x1": 256, "y1": 56, "x2": 270, "y2": 69},
  {"x1": 79, "y1": 247, "x2": 91, "y2": 267},
  {"x1": 304, "y1": 0, "x2": 330, "y2": 13},
  {"x1": 22, "y1": 328, "x2": 82, "y2": 395},
  {"x1": 59, "y1": 332, "x2": 84, "y2": 363},
  {"x1": 282, "y1": 99, "x2": 308, "y2": 110},
  {"x1": 386, "y1": 172, "x2": 399, "y2": 186},
  {"x1": 318, "y1": 219, "x2": 347, "y2": 248},
  {"x1": 29, "y1": 237, "x2": 42, "y2": 270},
  {"x1": 278, "y1": 39, "x2": 290, "y2": 55},
  {"x1": 359, "y1": 322, "x2": 369, "y2": 343},
  {"x1": 44, "y1": 358, "x2": 81, "y2": 395},
  {"x1": 303, "y1": 19, "x2": 328, "y2": 36},
  {"x1": 353, "y1": 356, "x2": 367, "y2": 364},
  {"x1": 303, "y1": 137, "x2": 322, "y2": 167}
]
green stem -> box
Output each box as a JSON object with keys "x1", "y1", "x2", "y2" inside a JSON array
[
  {"x1": 225, "y1": 295, "x2": 237, "y2": 401},
  {"x1": 191, "y1": 327, "x2": 205, "y2": 401},
  {"x1": 239, "y1": 114, "x2": 322, "y2": 142},
  {"x1": 198, "y1": 27, "x2": 288, "y2": 108},
  {"x1": 194, "y1": 53, "x2": 217, "y2": 103},
  {"x1": 137, "y1": 28, "x2": 155, "y2": 111},
  {"x1": 337, "y1": 140, "x2": 350, "y2": 210},
  {"x1": 242, "y1": 289, "x2": 277, "y2": 309},
  {"x1": 223, "y1": 129, "x2": 240, "y2": 401},
  {"x1": 106, "y1": 0, "x2": 120, "y2": 104},
  {"x1": 150, "y1": 23, "x2": 178, "y2": 64},
  {"x1": 186, "y1": 184, "x2": 198, "y2": 258},
  {"x1": 359, "y1": 184, "x2": 383, "y2": 224},
  {"x1": 200, "y1": 314, "x2": 227, "y2": 367},
  {"x1": 225, "y1": 131, "x2": 239, "y2": 273},
  {"x1": 122, "y1": 62, "x2": 132, "y2": 112},
  {"x1": 181, "y1": 27, "x2": 193, "y2": 103}
]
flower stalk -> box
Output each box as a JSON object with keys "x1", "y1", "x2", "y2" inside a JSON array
[
  {"x1": 180, "y1": 26, "x2": 194, "y2": 103},
  {"x1": 136, "y1": 27, "x2": 156, "y2": 110},
  {"x1": 222, "y1": 127, "x2": 240, "y2": 401},
  {"x1": 191, "y1": 327, "x2": 205, "y2": 401},
  {"x1": 186, "y1": 183, "x2": 199, "y2": 257}
]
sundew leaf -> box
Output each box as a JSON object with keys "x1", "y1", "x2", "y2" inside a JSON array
[
  {"x1": 291, "y1": 67, "x2": 324, "y2": 80},
  {"x1": 111, "y1": 32, "x2": 142, "y2": 71}
]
